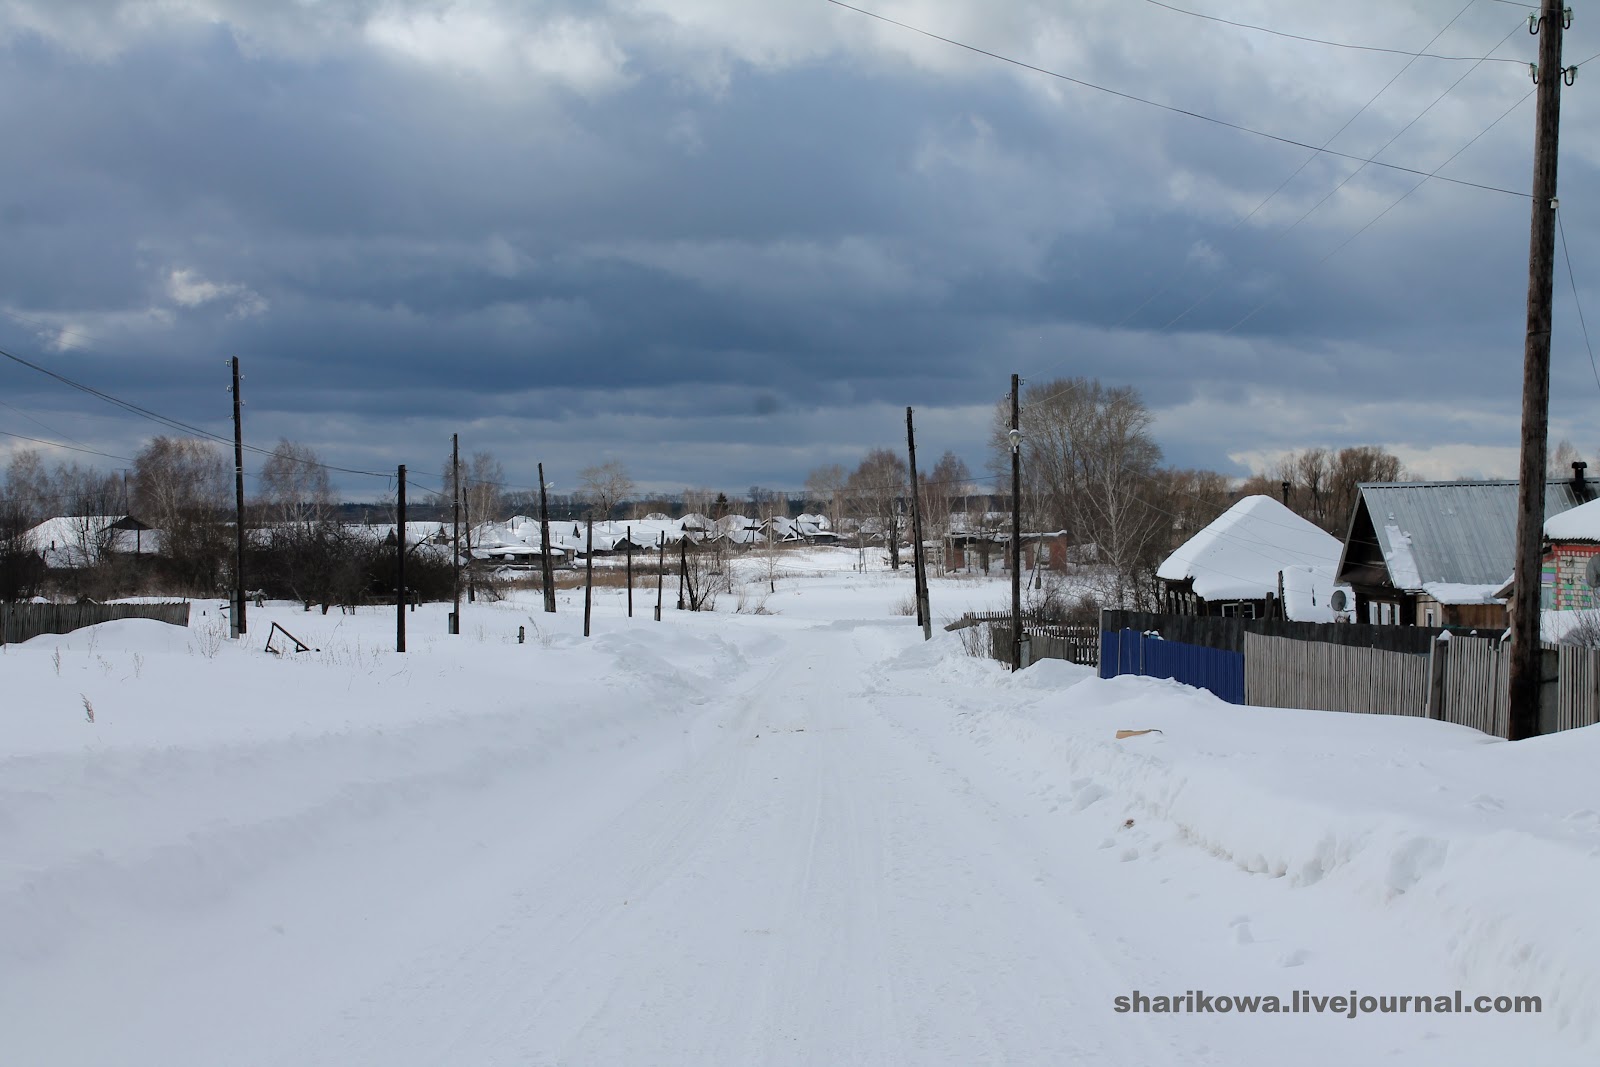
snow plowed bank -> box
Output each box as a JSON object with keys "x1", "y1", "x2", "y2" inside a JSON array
[
  {"x1": 878, "y1": 647, "x2": 1600, "y2": 1046},
  {"x1": 2, "y1": 579, "x2": 1596, "y2": 1066}
]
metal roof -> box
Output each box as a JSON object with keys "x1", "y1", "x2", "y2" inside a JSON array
[{"x1": 1352, "y1": 480, "x2": 1591, "y2": 588}]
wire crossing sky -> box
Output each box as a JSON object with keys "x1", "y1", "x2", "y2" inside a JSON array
[{"x1": 0, "y1": 0, "x2": 1593, "y2": 496}]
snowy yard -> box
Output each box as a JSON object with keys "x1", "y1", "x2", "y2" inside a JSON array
[{"x1": 3, "y1": 549, "x2": 1596, "y2": 1066}]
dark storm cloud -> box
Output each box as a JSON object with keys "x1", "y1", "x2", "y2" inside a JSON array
[{"x1": 0, "y1": 0, "x2": 1593, "y2": 493}]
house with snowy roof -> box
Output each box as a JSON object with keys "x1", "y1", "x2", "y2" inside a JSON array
[
  {"x1": 26, "y1": 515, "x2": 156, "y2": 569},
  {"x1": 1496, "y1": 479, "x2": 1600, "y2": 611},
  {"x1": 1157, "y1": 495, "x2": 1348, "y2": 621},
  {"x1": 1336, "y1": 473, "x2": 1596, "y2": 628}
]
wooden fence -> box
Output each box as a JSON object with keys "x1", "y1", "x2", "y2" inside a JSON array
[
  {"x1": 1556, "y1": 644, "x2": 1600, "y2": 733},
  {"x1": 1440, "y1": 636, "x2": 1510, "y2": 738},
  {"x1": 1, "y1": 602, "x2": 191, "y2": 645},
  {"x1": 1244, "y1": 633, "x2": 1430, "y2": 717},
  {"x1": 1104, "y1": 613, "x2": 1600, "y2": 739},
  {"x1": 948, "y1": 613, "x2": 1100, "y2": 669},
  {"x1": 1026, "y1": 624, "x2": 1100, "y2": 667}
]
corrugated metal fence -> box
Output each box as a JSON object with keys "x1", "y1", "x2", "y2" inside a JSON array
[
  {"x1": 1099, "y1": 628, "x2": 1245, "y2": 704},
  {"x1": 1, "y1": 602, "x2": 191, "y2": 644}
]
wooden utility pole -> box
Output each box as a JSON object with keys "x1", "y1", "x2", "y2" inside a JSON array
[
  {"x1": 583, "y1": 513, "x2": 594, "y2": 638},
  {"x1": 229, "y1": 357, "x2": 246, "y2": 638},
  {"x1": 905, "y1": 406, "x2": 931, "y2": 640},
  {"x1": 1509, "y1": 0, "x2": 1568, "y2": 741},
  {"x1": 627, "y1": 525, "x2": 634, "y2": 618},
  {"x1": 1010, "y1": 373, "x2": 1023, "y2": 671},
  {"x1": 396, "y1": 463, "x2": 407, "y2": 653},
  {"x1": 655, "y1": 532, "x2": 665, "y2": 621},
  {"x1": 538, "y1": 463, "x2": 556, "y2": 614},
  {"x1": 450, "y1": 433, "x2": 460, "y2": 635}
]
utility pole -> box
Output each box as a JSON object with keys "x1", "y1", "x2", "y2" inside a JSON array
[
  {"x1": 906, "y1": 406, "x2": 931, "y2": 640},
  {"x1": 539, "y1": 463, "x2": 556, "y2": 614},
  {"x1": 229, "y1": 357, "x2": 247, "y2": 639},
  {"x1": 656, "y1": 531, "x2": 665, "y2": 621},
  {"x1": 1010, "y1": 373, "x2": 1023, "y2": 671},
  {"x1": 464, "y1": 493, "x2": 474, "y2": 603},
  {"x1": 583, "y1": 512, "x2": 594, "y2": 638},
  {"x1": 451, "y1": 433, "x2": 460, "y2": 635},
  {"x1": 396, "y1": 463, "x2": 407, "y2": 653},
  {"x1": 626, "y1": 525, "x2": 634, "y2": 618},
  {"x1": 1509, "y1": 0, "x2": 1569, "y2": 741}
]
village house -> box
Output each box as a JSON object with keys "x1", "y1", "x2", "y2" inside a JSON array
[
  {"x1": 1335, "y1": 471, "x2": 1596, "y2": 628},
  {"x1": 25, "y1": 515, "x2": 157, "y2": 569},
  {"x1": 1157, "y1": 495, "x2": 1348, "y2": 621}
]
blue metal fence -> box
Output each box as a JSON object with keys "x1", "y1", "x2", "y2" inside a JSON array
[{"x1": 1099, "y1": 628, "x2": 1245, "y2": 704}]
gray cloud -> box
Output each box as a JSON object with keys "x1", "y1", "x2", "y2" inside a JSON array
[{"x1": 0, "y1": 0, "x2": 1594, "y2": 499}]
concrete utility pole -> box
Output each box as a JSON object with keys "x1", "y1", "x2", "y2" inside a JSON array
[
  {"x1": 1509, "y1": 0, "x2": 1569, "y2": 741},
  {"x1": 451, "y1": 433, "x2": 460, "y2": 635},
  {"x1": 539, "y1": 463, "x2": 556, "y2": 614},
  {"x1": 1010, "y1": 373, "x2": 1023, "y2": 671},
  {"x1": 229, "y1": 357, "x2": 247, "y2": 638}
]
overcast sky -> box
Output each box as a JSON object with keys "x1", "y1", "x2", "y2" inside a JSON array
[{"x1": 1, "y1": 0, "x2": 1596, "y2": 501}]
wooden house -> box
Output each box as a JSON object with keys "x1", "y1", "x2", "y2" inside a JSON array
[
  {"x1": 1336, "y1": 474, "x2": 1596, "y2": 628},
  {"x1": 1157, "y1": 495, "x2": 1347, "y2": 620}
]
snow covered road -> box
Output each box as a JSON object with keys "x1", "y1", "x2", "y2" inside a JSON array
[{"x1": 3, "y1": 582, "x2": 1595, "y2": 1065}]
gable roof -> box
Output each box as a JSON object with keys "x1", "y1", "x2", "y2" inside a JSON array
[
  {"x1": 1339, "y1": 480, "x2": 1593, "y2": 590},
  {"x1": 1156, "y1": 495, "x2": 1343, "y2": 601},
  {"x1": 1545, "y1": 495, "x2": 1600, "y2": 543}
]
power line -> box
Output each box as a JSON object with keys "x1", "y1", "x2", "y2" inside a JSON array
[
  {"x1": 1223, "y1": 82, "x2": 1534, "y2": 336},
  {"x1": 822, "y1": 0, "x2": 1528, "y2": 199},
  {"x1": 0, "y1": 428, "x2": 136, "y2": 464},
  {"x1": 1556, "y1": 206, "x2": 1600, "y2": 392},
  {"x1": 1142, "y1": 0, "x2": 1524, "y2": 64},
  {"x1": 1165, "y1": 17, "x2": 1526, "y2": 332},
  {"x1": 0, "y1": 342, "x2": 395, "y2": 480}
]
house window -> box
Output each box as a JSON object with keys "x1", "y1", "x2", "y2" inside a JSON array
[
  {"x1": 1424, "y1": 608, "x2": 1436, "y2": 627},
  {"x1": 1220, "y1": 603, "x2": 1257, "y2": 619}
]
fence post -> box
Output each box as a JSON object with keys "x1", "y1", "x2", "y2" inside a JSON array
[{"x1": 1427, "y1": 633, "x2": 1449, "y2": 720}]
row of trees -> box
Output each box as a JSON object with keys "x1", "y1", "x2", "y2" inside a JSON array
[
  {"x1": 791, "y1": 378, "x2": 1409, "y2": 613},
  {"x1": 2, "y1": 391, "x2": 1422, "y2": 612}
]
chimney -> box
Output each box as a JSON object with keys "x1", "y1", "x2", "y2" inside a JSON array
[
  {"x1": 1574, "y1": 461, "x2": 1592, "y2": 500},
  {"x1": 1280, "y1": 480, "x2": 1292, "y2": 506}
]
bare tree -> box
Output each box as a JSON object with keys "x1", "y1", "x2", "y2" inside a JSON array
[
  {"x1": 993, "y1": 378, "x2": 1165, "y2": 607},
  {"x1": 4, "y1": 450, "x2": 56, "y2": 524},
  {"x1": 259, "y1": 439, "x2": 334, "y2": 530},
  {"x1": 438, "y1": 448, "x2": 506, "y2": 535},
  {"x1": 1551, "y1": 438, "x2": 1583, "y2": 477},
  {"x1": 1152, "y1": 467, "x2": 1232, "y2": 549},
  {"x1": 804, "y1": 464, "x2": 846, "y2": 530},
  {"x1": 132, "y1": 436, "x2": 230, "y2": 591},
  {"x1": 578, "y1": 460, "x2": 635, "y2": 519},
  {"x1": 846, "y1": 448, "x2": 909, "y2": 570},
  {"x1": 680, "y1": 486, "x2": 715, "y2": 521}
]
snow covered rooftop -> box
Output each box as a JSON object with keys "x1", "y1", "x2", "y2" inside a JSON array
[
  {"x1": 1157, "y1": 495, "x2": 1344, "y2": 604},
  {"x1": 1545, "y1": 495, "x2": 1600, "y2": 542}
]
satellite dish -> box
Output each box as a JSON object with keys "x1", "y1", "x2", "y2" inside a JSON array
[
  {"x1": 1585, "y1": 556, "x2": 1600, "y2": 589},
  {"x1": 1330, "y1": 589, "x2": 1348, "y2": 612}
]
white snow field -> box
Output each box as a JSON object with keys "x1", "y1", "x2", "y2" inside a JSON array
[{"x1": 3, "y1": 549, "x2": 1598, "y2": 1066}]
